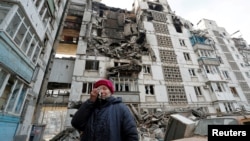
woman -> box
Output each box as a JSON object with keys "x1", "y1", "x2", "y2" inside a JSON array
[{"x1": 71, "y1": 79, "x2": 138, "y2": 141}]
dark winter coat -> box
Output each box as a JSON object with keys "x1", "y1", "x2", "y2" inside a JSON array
[{"x1": 71, "y1": 96, "x2": 138, "y2": 141}]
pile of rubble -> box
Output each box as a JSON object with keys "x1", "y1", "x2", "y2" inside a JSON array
[
  {"x1": 137, "y1": 112, "x2": 167, "y2": 141},
  {"x1": 129, "y1": 104, "x2": 209, "y2": 141},
  {"x1": 129, "y1": 104, "x2": 169, "y2": 141}
]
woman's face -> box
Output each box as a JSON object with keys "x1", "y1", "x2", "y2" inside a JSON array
[{"x1": 97, "y1": 85, "x2": 111, "y2": 99}]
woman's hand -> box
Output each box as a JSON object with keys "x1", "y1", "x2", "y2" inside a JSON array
[{"x1": 89, "y1": 88, "x2": 99, "y2": 102}]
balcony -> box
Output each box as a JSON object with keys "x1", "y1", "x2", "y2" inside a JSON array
[
  {"x1": 80, "y1": 91, "x2": 140, "y2": 103},
  {"x1": 198, "y1": 57, "x2": 220, "y2": 66},
  {"x1": 193, "y1": 43, "x2": 214, "y2": 52},
  {"x1": 113, "y1": 91, "x2": 140, "y2": 103}
]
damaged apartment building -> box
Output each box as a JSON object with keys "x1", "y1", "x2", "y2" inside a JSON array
[
  {"x1": 39, "y1": 0, "x2": 250, "y2": 140},
  {"x1": 0, "y1": 0, "x2": 68, "y2": 141}
]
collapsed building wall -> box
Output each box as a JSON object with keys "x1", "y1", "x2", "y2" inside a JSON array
[{"x1": 44, "y1": 0, "x2": 250, "y2": 141}]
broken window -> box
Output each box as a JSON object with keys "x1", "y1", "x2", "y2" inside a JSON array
[
  {"x1": 115, "y1": 84, "x2": 121, "y2": 91},
  {"x1": 148, "y1": 2, "x2": 164, "y2": 11},
  {"x1": 115, "y1": 83, "x2": 130, "y2": 92},
  {"x1": 143, "y1": 65, "x2": 151, "y2": 74},
  {"x1": 183, "y1": 52, "x2": 191, "y2": 61},
  {"x1": 82, "y1": 82, "x2": 94, "y2": 94},
  {"x1": 179, "y1": 39, "x2": 186, "y2": 46},
  {"x1": 188, "y1": 68, "x2": 196, "y2": 77},
  {"x1": 172, "y1": 16, "x2": 182, "y2": 33},
  {"x1": 217, "y1": 83, "x2": 222, "y2": 92},
  {"x1": 146, "y1": 12, "x2": 153, "y2": 21},
  {"x1": 212, "y1": 82, "x2": 225, "y2": 92},
  {"x1": 230, "y1": 87, "x2": 238, "y2": 96},
  {"x1": 209, "y1": 66, "x2": 218, "y2": 74},
  {"x1": 111, "y1": 78, "x2": 138, "y2": 92},
  {"x1": 194, "y1": 86, "x2": 202, "y2": 96},
  {"x1": 222, "y1": 70, "x2": 230, "y2": 79},
  {"x1": 224, "y1": 102, "x2": 233, "y2": 113},
  {"x1": 115, "y1": 81, "x2": 131, "y2": 92},
  {"x1": 205, "y1": 65, "x2": 210, "y2": 73},
  {"x1": 145, "y1": 85, "x2": 154, "y2": 95},
  {"x1": 85, "y1": 60, "x2": 99, "y2": 70}
]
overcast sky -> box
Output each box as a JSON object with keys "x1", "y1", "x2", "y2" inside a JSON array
[{"x1": 101, "y1": 0, "x2": 250, "y2": 44}]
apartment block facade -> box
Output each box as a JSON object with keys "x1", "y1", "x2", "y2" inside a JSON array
[
  {"x1": 0, "y1": 0, "x2": 67, "y2": 140},
  {"x1": 20, "y1": 0, "x2": 250, "y2": 140}
]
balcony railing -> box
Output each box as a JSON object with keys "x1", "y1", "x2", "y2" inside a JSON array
[{"x1": 198, "y1": 57, "x2": 220, "y2": 66}]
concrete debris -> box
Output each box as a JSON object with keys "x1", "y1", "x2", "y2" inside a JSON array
[
  {"x1": 49, "y1": 128, "x2": 80, "y2": 141},
  {"x1": 128, "y1": 104, "x2": 169, "y2": 141},
  {"x1": 137, "y1": 114, "x2": 167, "y2": 141},
  {"x1": 85, "y1": 2, "x2": 158, "y2": 62},
  {"x1": 107, "y1": 60, "x2": 142, "y2": 77},
  {"x1": 68, "y1": 101, "x2": 83, "y2": 109},
  {"x1": 128, "y1": 105, "x2": 209, "y2": 141},
  {"x1": 87, "y1": 32, "x2": 147, "y2": 60},
  {"x1": 172, "y1": 15, "x2": 182, "y2": 26}
]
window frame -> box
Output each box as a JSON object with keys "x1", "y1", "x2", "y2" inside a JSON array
[
  {"x1": 82, "y1": 82, "x2": 94, "y2": 94},
  {"x1": 5, "y1": 7, "x2": 42, "y2": 65},
  {"x1": 0, "y1": 68, "x2": 10, "y2": 97},
  {"x1": 183, "y1": 52, "x2": 191, "y2": 61},
  {"x1": 85, "y1": 60, "x2": 99, "y2": 71},
  {"x1": 145, "y1": 84, "x2": 154, "y2": 95},
  {"x1": 5, "y1": 79, "x2": 28, "y2": 115},
  {"x1": 222, "y1": 70, "x2": 230, "y2": 79},
  {"x1": 188, "y1": 68, "x2": 196, "y2": 77},
  {"x1": 194, "y1": 86, "x2": 202, "y2": 96},
  {"x1": 179, "y1": 39, "x2": 186, "y2": 46},
  {"x1": 143, "y1": 64, "x2": 151, "y2": 74}
]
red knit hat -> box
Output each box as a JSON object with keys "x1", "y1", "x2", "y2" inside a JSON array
[{"x1": 94, "y1": 79, "x2": 115, "y2": 94}]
